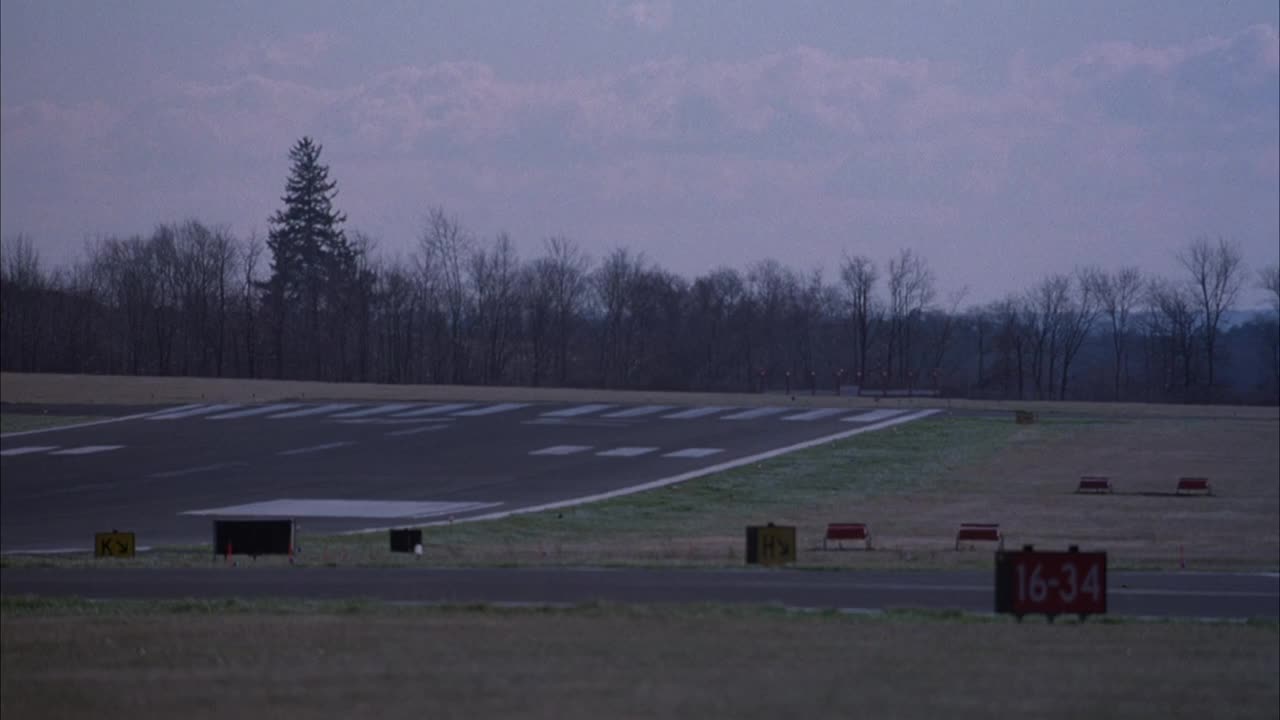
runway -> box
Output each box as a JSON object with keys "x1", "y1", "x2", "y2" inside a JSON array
[
  {"x1": 1, "y1": 399, "x2": 937, "y2": 551},
  {"x1": 2, "y1": 566, "x2": 1275, "y2": 619}
]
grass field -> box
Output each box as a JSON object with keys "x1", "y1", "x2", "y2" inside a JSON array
[{"x1": 1, "y1": 599, "x2": 1276, "y2": 720}]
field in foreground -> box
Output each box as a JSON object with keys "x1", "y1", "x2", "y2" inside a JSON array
[{"x1": 2, "y1": 601, "x2": 1276, "y2": 720}]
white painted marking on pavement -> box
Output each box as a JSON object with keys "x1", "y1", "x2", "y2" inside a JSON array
[
  {"x1": 662, "y1": 406, "x2": 733, "y2": 419},
  {"x1": 601, "y1": 405, "x2": 674, "y2": 418},
  {"x1": 147, "y1": 403, "x2": 239, "y2": 420},
  {"x1": 386, "y1": 424, "x2": 451, "y2": 437},
  {"x1": 181, "y1": 498, "x2": 500, "y2": 519},
  {"x1": 391, "y1": 403, "x2": 474, "y2": 418},
  {"x1": 662, "y1": 448, "x2": 725, "y2": 459},
  {"x1": 277, "y1": 441, "x2": 355, "y2": 456},
  {"x1": 0, "y1": 406, "x2": 201, "y2": 439},
  {"x1": 453, "y1": 403, "x2": 530, "y2": 417},
  {"x1": 541, "y1": 403, "x2": 616, "y2": 418},
  {"x1": 268, "y1": 403, "x2": 359, "y2": 419},
  {"x1": 149, "y1": 461, "x2": 249, "y2": 479},
  {"x1": 49, "y1": 445, "x2": 124, "y2": 456},
  {"x1": 207, "y1": 403, "x2": 304, "y2": 420},
  {"x1": 372, "y1": 409, "x2": 941, "y2": 532},
  {"x1": 597, "y1": 447, "x2": 659, "y2": 457},
  {"x1": 842, "y1": 409, "x2": 907, "y2": 423},
  {"x1": 530, "y1": 445, "x2": 593, "y2": 456},
  {"x1": 330, "y1": 403, "x2": 419, "y2": 419},
  {"x1": 721, "y1": 407, "x2": 788, "y2": 420},
  {"x1": 0, "y1": 446, "x2": 59, "y2": 457},
  {"x1": 781, "y1": 408, "x2": 846, "y2": 421}
]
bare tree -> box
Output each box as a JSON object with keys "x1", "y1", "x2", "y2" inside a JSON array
[
  {"x1": 418, "y1": 207, "x2": 473, "y2": 383},
  {"x1": 1087, "y1": 266, "x2": 1143, "y2": 400},
  {"x1": 1146, "y1": 277, "x2": 1200, "y2": 396},
  {"x1": 1261, "y1": 264, "x2": 1280, "y2": 315},
  {"x1": 838, "y1": 253, "x2": 879, "y2": 382},
  {"x1": 1055, "y1": 268, "x2": 1102, "y2": 400},
  {"x1": 469, "y1": 232, "x2": 520, "y2": 384},
  {"x1": 884, "y1": 249, "x2": 935, "y2": 384},
  {"x1": 1178, "y1": 236, "x2": 1245, "y2": 393}
]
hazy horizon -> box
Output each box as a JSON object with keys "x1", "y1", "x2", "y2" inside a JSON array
[{"x1": 3, "y1": 1, "x2": 1278, "y2": 306}]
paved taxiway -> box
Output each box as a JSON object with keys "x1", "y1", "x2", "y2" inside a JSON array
[
  {"x1": 1, "y1": 400, "x2": 935, "y2": 551},
  {"x1": 2, "y1": 567, "x2": 1275, "y2": 619}
]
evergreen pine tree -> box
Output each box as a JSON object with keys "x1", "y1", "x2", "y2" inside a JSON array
[{"x1": 264, "y1": 137, "x2": 354, "y2": 377}]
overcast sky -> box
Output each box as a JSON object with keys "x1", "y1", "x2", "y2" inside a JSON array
[{"x1": 3, "y1": 1, "x2": 1277, "y2": 305}]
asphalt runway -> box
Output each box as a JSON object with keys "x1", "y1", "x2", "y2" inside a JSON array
[
  {"x1": 1, "y1": 399, "x2": 937, "y2": 551},
  {"x1": 2, "y1": 566, "x2": 1275, "y2": 619}
]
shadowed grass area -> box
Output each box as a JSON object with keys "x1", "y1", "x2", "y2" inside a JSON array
[
  {"x1": 2, "y1": 600, "x2": 1276, "y2": 720},
  {"x1": 0, "y1": 414, "x2": 101, "y2": 434}
]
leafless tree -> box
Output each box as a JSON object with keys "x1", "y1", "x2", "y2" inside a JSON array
[
  {"x1": 469, "y1": 232, "x2": 520, "y2": 384},
  {"x1": 418, "y1": 207, "x2": 473, "y2": 383},
  {"x1": 838, "y1": 253, "x2": 879, "y2": 382},
  {"x1": 884, "y1": 249, "x2": 935, "y2": 383},
  {"x1": 1055, "y1": 268, "x2": 1102, "y2": 400},
  {"x1": 1146, "y1": 277, "x2": 1200, "y2": 395},
  {"x1": 1178, "y1": 236, "x2": 1245, "y2": 392},
  {"x1": 1087, "y1": 266, "x2": 1143, "y2": 401}
]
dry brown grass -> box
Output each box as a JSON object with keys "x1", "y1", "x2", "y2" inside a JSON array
[
  {"x1": 2, "y1": 607, "x2": 1276, "y2": 720},
  {"x1": 4, "y1": 371, "x2": 1277, "y2": 419}
]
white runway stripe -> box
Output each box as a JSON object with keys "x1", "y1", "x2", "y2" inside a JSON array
[
  {"x1": 663, "y1": 406, "x2": 733, "y2": 419},
  {"x1": 602, "y1": 405, "x2": 674, "y2": 418},
  {"x1": 330, "y1": 403, "x2": 419, "y2": 419},
  {"x1": 721, "y1": 407, "x2": 788, "y2": 420},
  {"x1": 391, "y1": 403, "x2": 473, "y2": 418},
  {"x1": 541, "y1": 403, "x2": 615, "y2": 418},
  {"x1": 207, "y1": 403, "x2": 304, "y2": 420},
  {"x1": 453, "y1": 403, "x2": 529, "y2": 417},
  {"x1": 530, "y1": 445, "x2": 593, "y2": 456},
  {"x1": 662, "y1": 448, "x2": 725, "y2": 458},
  {"x1": 49, "y1": 445, "x2": 124, "y2": 456},
  {"x1": 386, "y1": 425, "x2": 451, "y2": 437},
  {"x1": 268, "y1": 403, "x2": 358, "y2": 419},
  {"x1": 843, "y1": 409, "x2": 908, "y2": 423},
  {"x1": 277, "y1": 441, "x2": 355, "y2": 456},
  {"x1": 597, "y1": 446, "x2": 658, "y2": 457},
  {"x1": 782, "y1": 408, "x2": 847, "y2": 421},
  {"x1": 147, "y1": 403, "x2": 239, "y2": 420},
  {"x1": 0, "y1": 446, "x2": 59, "y2": 457}
]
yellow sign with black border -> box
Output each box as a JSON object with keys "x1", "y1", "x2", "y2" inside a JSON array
[
  {"x1": 95, "y1": 531, "x2": 135, "y2": 558},
  {"x1": 746, "y1": 524, "x2": 796, "y2": 566}
]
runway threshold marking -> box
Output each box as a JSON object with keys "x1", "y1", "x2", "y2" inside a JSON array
[
  {"x1": 390, "y1": 404, "x2": 474, "y2": 418},
  {"x1": 330, "y1": 403, "x2": 418, "y2": 419},
  {"x1": 277, "y1": 441, "x2": 356, "y2": 456},
  {"x1": 541, "y1": 404, "x2": 616, "y2": 418},
  {"x1": 147, "y1": 403, "x2": 240, "y2": 420},
  {"x1": 602, "y1": 405, "x2": 674, "y2": 418},
  {"x1": 268, "y1": 403, "x2": 359, "y2": 419},
  {"x1": 207, "y1": 403, "x2": 304, "y2": 420}
]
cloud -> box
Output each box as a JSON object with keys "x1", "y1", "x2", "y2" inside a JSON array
[
  {"x1": 220, "y1": 32, "x2": 338, "y2": 72},
  {"x1": 610, "y1": 1, "x2": 672, "y2": 32}
]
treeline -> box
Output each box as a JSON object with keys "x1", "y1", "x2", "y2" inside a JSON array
[{"x1": 2, "y1": 138, "x2": 1277, "y2": 405}]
